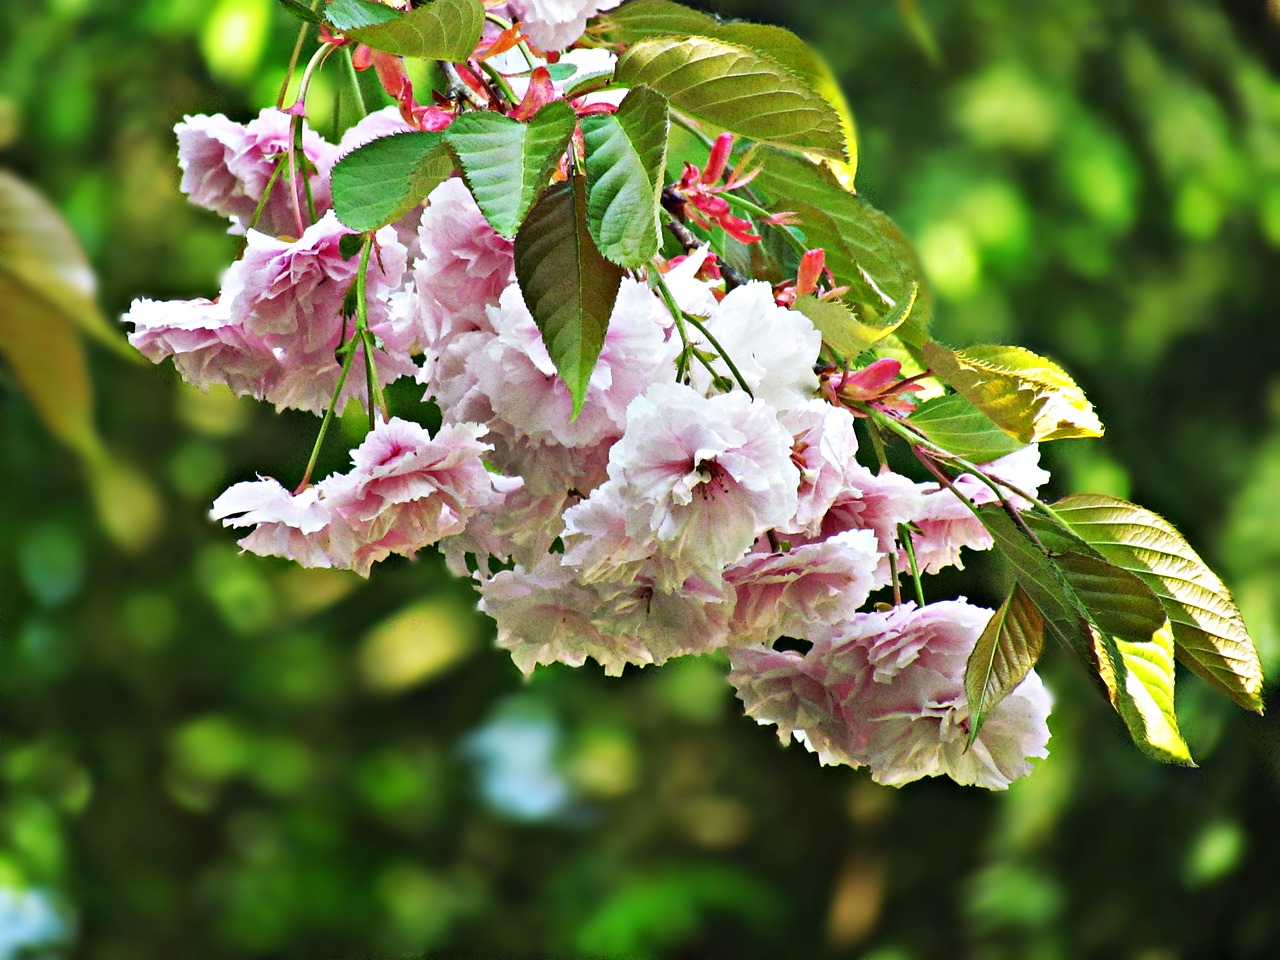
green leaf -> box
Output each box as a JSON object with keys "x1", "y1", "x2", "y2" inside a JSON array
[
  {"x1": 1052, "y1": 494, "x2": 1264, "y2": 714},
  {"x1": 614, "y1": 36, "x2": 846, "y2": 160},
  {"x1": 965, "y1": 583, "x2": 1045, "y2": 748},
  {"x1": 594, "y1": 2, "x2": 857, "y2": 179},
  {"x1": 1092, "y1": 622, "x2": 1194, "y2": 766},
  {"x1": 514, "y1": 178, "x2": 624, "y2": 416},
  {"x1": 751, "y1": 151, "x2": 929, "y2": 344},
  {"x1": 581, "y1": 86, "x2": 670, "y2": 268},
  {"x1": 977, "y1": 505, "x2": 1092, "y2": 662},
  {"x1": 592, "y1": 0, "x2": 720, "y2": 44},
  {"x1": 922, "y1": 342, "x2": 1104, "y2": 443},
  {"x1": 331, "y1": 131, "x2": 454, "y2": 232},
  {"x1": 446, "y1": 100, "x2": 577, "y2": 239},
  {"x1": 908, "y1": 393, "x2": 1027, "y2": 463},
  {"x1": 980, "y1": 503, "x2": 1193, "y2": 764},
  {"x1": 794, "y1": 285, "x2": 913, "y2": 360},
  {"x1": 276, "y1": 0, "x2": 322, "y2": 23},
  {"x1": 327, "y1": 0, "x2": 484, "y2": 61}
]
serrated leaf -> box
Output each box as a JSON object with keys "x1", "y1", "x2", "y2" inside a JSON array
[
  {"x1": 923, "y1": 341, "x2": 1104, "y2": 443},
  {"x1": 965, "y1": 583, "x2": 1045, "y2": 748},
  {"x1": 594, "y1": 3, "x2": 857, "y2": 179},
  {"x1": 1092, "y1": 622, "x2": 1194, "y2": 766},
  {"x1": 581, "y1": 86, "x2": 669, "y2": 268},
  {"x1": 751, "y1": 151, "x2": 929, "y2": 344},
  {"x1": 1054, "y1": 551, "x2": 1168, "y2": 645},
  {"x1": 446, "y1": 100, "x2": 576, "y2": 239},
  {"x1": 1053, "y1": 493, "x2": 1264, "y2": 713},
  {"x1": 331, "y1": 131, "x2": 453, "y2": 232},
  {"x1": 614, "y1": 36, "x2": 845, "y2": 160},
  {"x1": 908, "y1": 393, "x2": 1027, "y2": 463},
  {"x1": 276, "y1": 0, "x2": 322, "y2": 23},
  {"x1": 327, "y1": 0, "x2": 484, "y2": 61},
  {"x1": 514, "y1": 178, "x2": 623, "y2": 416}
]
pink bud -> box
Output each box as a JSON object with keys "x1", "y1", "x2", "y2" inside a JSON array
[{"x1": 702, "y1": 133, "x2": 734, "y2": 185}]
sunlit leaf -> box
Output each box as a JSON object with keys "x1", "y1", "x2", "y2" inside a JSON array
[
  {"x1": 1053, "y1": 494, "x2": 1264, "y2": 713},
  {"x1": 907, "y1": 393, "x2": 1027, "y2": 463},
  {"x1": 1092, "y1": 622, "x2": 1194, "y2": 766},
  {"x1": 331, "y1": 131, "x2": 453, "y2": 232},
  {"x1": 614, "y1": 35, "x2": 846, "y2": 160},
  {"x1": 922, "y1": 341, "x2": 1104, "y2": 443},
  {"x1": 795, "y1": 284, "x2": 914, "y2": 360},
  {"x1": 326, "y1": 0, "x2": 484, "y2": 61},
  {"x1": 514, "y1": 178, "x2": 623, "y2": 416},
  {"x1": 581, "y1": 86, "x2": 669, "y2": 268},
  {"x1": 965, "y1": 583, "x2": 1045, "y2": 747},
  {"x1": 592, "y1": 0, "x2": 720, "y2": 43},
  {"x1": 446, "y1": 101, "x2": 577, "y2": 239}
]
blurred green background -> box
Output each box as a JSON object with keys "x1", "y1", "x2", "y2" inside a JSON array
[{"x1": 3, "y1": 0, "x2": 1280, "y2": 957}]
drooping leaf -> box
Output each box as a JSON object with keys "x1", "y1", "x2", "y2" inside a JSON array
[
  {"x1": 1053, "y1": 494, "x2": 1264, "y2": 713},
  {"x1": 1053, "y1": 551, "x2": 1169, "y2": 646},
  {"x1": 581, "y1": 87, "x2": 670, "y2": 268},
  {"x1": 614, "y1": 36, "x2": 846, "y2": 160},
  {"x1": 327, "y1": 0, "x2": 484, "y2": 61},
  {"x1": 1092, "y1": 622, "x2": 1194, "y2": 766},
  {"x1": 446, "y1": 100, "x2": 577, "y2": 239},
  {"x1": 907, "y1": 393, "x2": 1027, "y2": 463},
  {"x1": 977, "y1": 506, "x2": 1091, "y2": 662},
  {"x1": 514, "y1": 178, "x2": 623, "y2": 416},
  {"x1": 922, "y1": 341, "x2": 1104, "y2": 443},
  {"x1": 964, "y1": 583, "x2": 1045, "y2": 747},
  {"x1": 751, "y1": 150, "x2": 929, "y2": 344},
  {"x1": 331, "y1": 131, "x2": 454, "y2": 232}
]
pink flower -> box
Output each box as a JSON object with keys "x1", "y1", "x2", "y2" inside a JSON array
[
  {"x1": 123, "y1": 296, "x2": 277, "y2": 397},
  {"x1": 497, "y1": 0, "x2": 624, "y2": 52},
  {"x1": 725, "y1": 531, "x2": 880, "y2": 646},
  {"x1": 176, "y1": 109, "x2": 337, "y2": 236},
  {"x1": 220, "y1": 212, "x2": 414, "y2": 414},
  {"x1": 209, "y1": 477, "x2": 343, "y2": 569},
  {"x1": 598, "y1": 382, "x2": 800, "y2": 583},
  {"x1": 777, "y1": 400, "x2": 864, "y2": 538}
]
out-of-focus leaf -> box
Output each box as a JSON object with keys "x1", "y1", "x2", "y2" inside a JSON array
[
  {"x1": 275, "y1": 0, "x2": 322, "y2": 24},
  {"x1": 581, "y1": 86, "x2": 670, "y2": 267},
  {"x1": 331, "y1": 131, "x2": 453, "y2": 232},
  {"x1": 326, "y1": 0, "x2": 484, "y2": 61},
  {"x1": 908, "y1": 393, "x2": 1027, "y2": 463},
  {"x1": 923, "y1": 341, "x2": 1104, "y2": 443},
  {"x1": 514, "y1": 177, "x2": 623, "y2": 416},
  {"x1": 1054, "y1": 493, "x2": 1264, "y2": 713},
  {"x1": 446, "y1": 100, "x2": 576, "y2": 239},
  {"x1": 965, "y1": 583, "x2": 1045, "y2": 747},
  {"x1": 614, "y1": 36, "x2": 846, "y2": 160}
]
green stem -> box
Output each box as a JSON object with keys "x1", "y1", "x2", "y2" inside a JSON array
[
  {"x1": 246, "y1": 159, "x2": 286, "y2": 234},
  {"x1": 296, "y1": 333, "x2": 361, "y2": 493},
  {"x1": 898, "y1": 522, "x2": 926, "y2": 607},
  {"x1": 651, "y1": 270, "x2": 694, "y2": 382},
  {"x1": 341, "y1": 46, "x2": 368, "y2": 121},
  {"x1": 723, "y1": 191, "x2": 807, "y2": 257},
  {"x1": 353, "y1": 235, "x2": 388, "y2": 428},
  {"x1": 680, "y1": 312, "x2": 755, "y2": 399},
  {"x1": 478, "y1": 59, "x2": 519, "y2": 109},
  {"x1": 483, "y1": 12, "x2": 539, "y2": 69}
]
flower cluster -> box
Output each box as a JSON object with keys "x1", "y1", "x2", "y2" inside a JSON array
[{"x1": 123, "y1": 10, "x2": 1058, "y2": 790}]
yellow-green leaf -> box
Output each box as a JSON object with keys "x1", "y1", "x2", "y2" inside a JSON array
[
  {"x1": 922, "y1": 341, "x2": 1104, "y2": 443},
  {"x1": 1092, "y1": 621, "x2": 1194, "y2": 766},
  {"x1": 964, "y1": 583, "x2": 1045, "y2": 748},
  {"x1": 1054, "y1": 494, "x2": 1264, "y2": 714}
]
